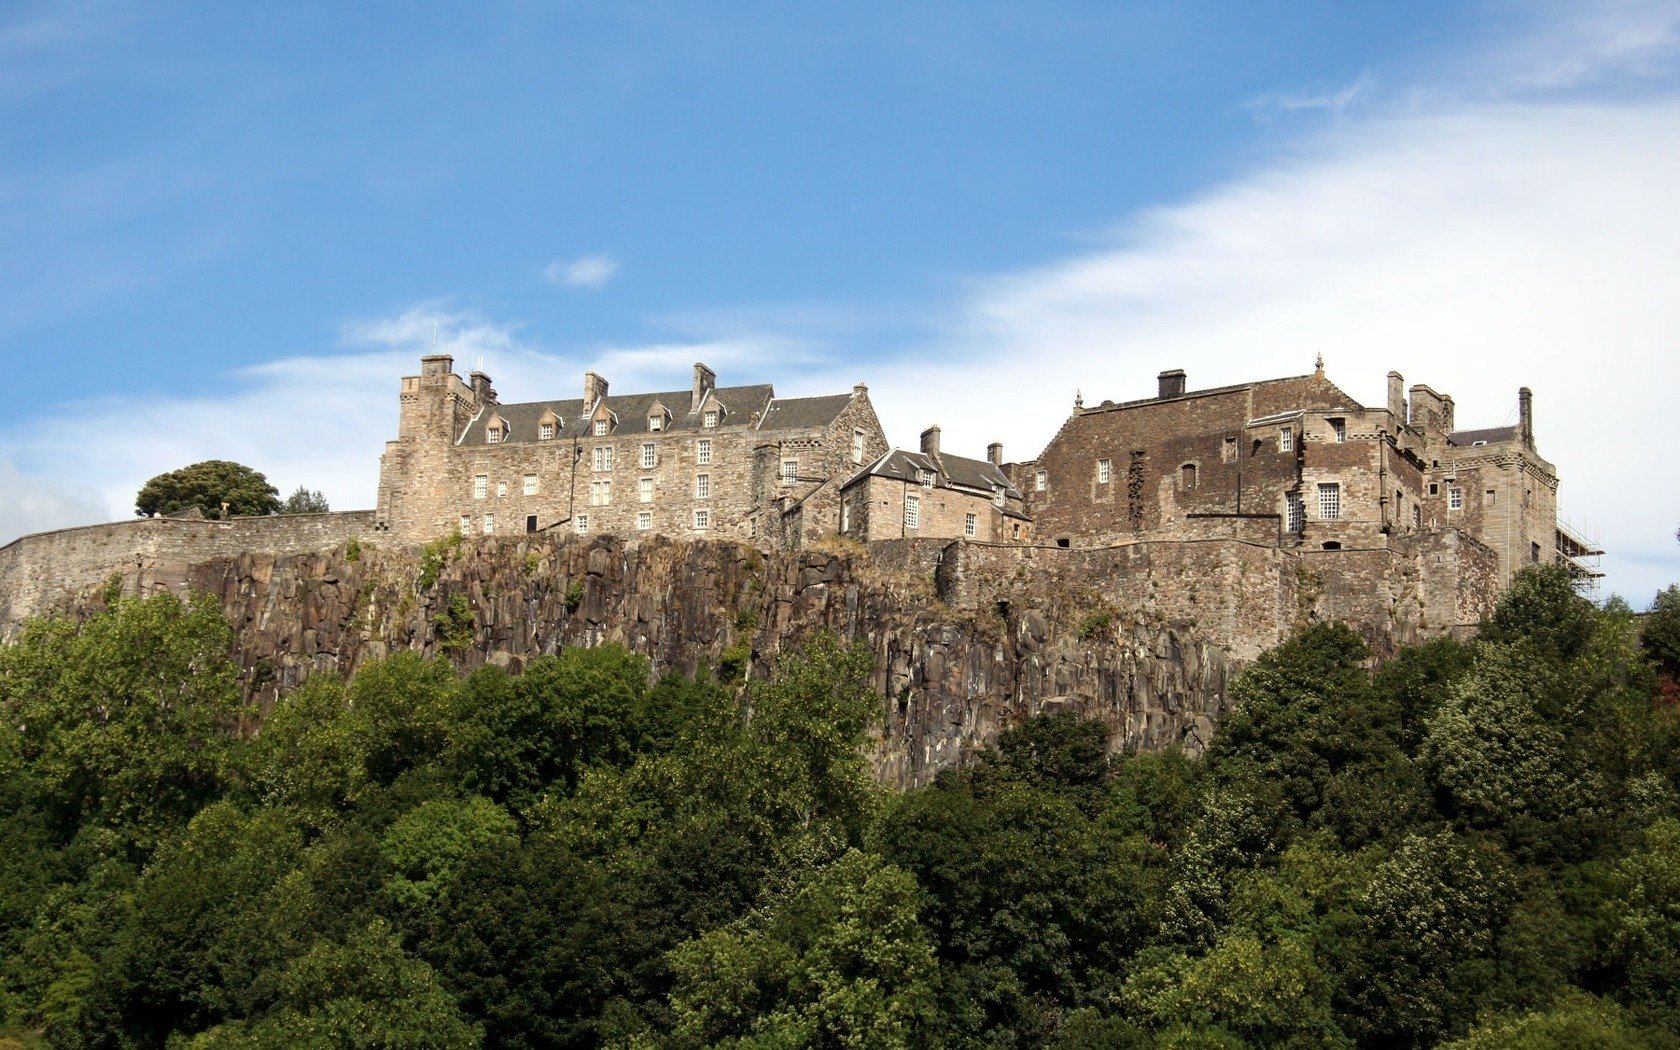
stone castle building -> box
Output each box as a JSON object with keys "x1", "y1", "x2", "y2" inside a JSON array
[
  {"x1": 838, "y1": 426, "x2": 1032, "y2": 543},
  {"x1": 375, "y1": 355, "x2": 889, "y2": 548},
  {"x1": 1017, "y1": 359, "x2": 1600, "y2": 588}
]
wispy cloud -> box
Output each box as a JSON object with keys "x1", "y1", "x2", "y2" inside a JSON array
[
  {"x1": 1494, "y1": 0, "x2": 1680, "y2": 90},
  {"x1": 544, "y1": 253, "x2": 620, "y2": 289},
  {"x1": 1245, "y1": 73, "x2": 1373, "y2": 120}
]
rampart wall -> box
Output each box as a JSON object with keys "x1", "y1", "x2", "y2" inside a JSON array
[{"x1": 0, "y1": 511, "x2": 375, "y2": 639}]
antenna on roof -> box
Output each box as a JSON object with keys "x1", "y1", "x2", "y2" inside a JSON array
[{"x1": 475, "y1": 354, "x2": 485, "y2": 373}]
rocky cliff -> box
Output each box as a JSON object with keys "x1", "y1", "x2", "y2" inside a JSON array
[{"x1": 162, "y1": 533, "x2": 1233, "y2": 789}]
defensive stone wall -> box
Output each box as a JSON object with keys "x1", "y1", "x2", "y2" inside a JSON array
[{"x1": 0, "y1": 511, "x2": 376, "y2": 638}]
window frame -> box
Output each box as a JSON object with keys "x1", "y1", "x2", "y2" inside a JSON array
[
  {"x1": 1317, "y1": 482, "x2": 1341, "y2": 521},
  {"x1": 905, "y1": 494, "x2": 920, "y2": 530},
  {"x1": 695, "y1": 473, "x2": 710, "y2": 499},
  {"x1": 964, "y1": 512, "x2": 977, "y2": 538},
  {"x1": 473, "y1": 474, "x2": 488, "y2": 499},
  {"x1": 697, "y1": 438, "x2": 712, "y2": 465}
]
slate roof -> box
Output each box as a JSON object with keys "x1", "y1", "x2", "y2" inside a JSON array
[
  {"x1": 459, "y1": 384, "x2": 776, "y2": 444},
  {"x1": 1447, "y1": 426, "x2": 1519, "y2": 447},
  {"x1": 756, "y1": 393, "x2": 854, "y2": 432},
  {"x1": 845, "y1": 448, "x2": 1023, "y2": 501}
]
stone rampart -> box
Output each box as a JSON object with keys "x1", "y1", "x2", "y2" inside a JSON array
[{"x1": 0, "y1": 511, "x2": 376, "y2": 638}]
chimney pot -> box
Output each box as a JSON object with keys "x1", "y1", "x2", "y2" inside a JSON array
[
  {"x1": 584, "y1": 371, "x2": 608, "y2": 407},
  {"x1": 920, "y1": 425, "x2": 941, "y2": 456},
  {"x1": 691, "y1": 362, "x2": 716, "y2": 412},
  {"x1": 987, "y1": 441, "x2": 1003, "y2": 465},
  {"x1": 1158, "y1": 369, "x2": 1187, "y2": 399}
]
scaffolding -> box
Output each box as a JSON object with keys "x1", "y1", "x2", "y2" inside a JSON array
[{"x1": 1554, "y1": 512, "x2": 1604, "y2": 600}]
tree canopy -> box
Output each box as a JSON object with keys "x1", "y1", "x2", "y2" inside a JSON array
[
  {"x1": 280, "y1": 486, "x2": 331, "y2": 514},
  {"x1": 134, "y1": 460, "x2": 281, "y2": 519}
]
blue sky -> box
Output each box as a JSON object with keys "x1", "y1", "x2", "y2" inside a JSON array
[{"x1": 3, "y1": 1, "x2": 1679, "y2": 602}]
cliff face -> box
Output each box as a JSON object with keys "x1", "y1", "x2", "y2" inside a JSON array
[{"x1": 172, "y1": 534, "x2": 1232, "y2": 789}]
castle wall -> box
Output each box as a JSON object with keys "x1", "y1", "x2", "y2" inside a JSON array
[{"x1": 0, "y1": 511, "x2": 375, "y2": 639}]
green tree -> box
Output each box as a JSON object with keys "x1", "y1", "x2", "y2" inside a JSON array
[
  {"x1": 665, "y1": 849, "x2": 938, "y2": 1049},
  {"x1": 380, "y1": 797, "x2": 518, "y2": 908},
  {"x1": 1438, "y1": 989, "x2": 1677, "y2": 1050},
  {"x1": 279, "y1": 486, "x2": 331, "y2": 514},
  {"x1": 1645, "y1": 585, "x2": 1680, "y2": 682},
  {"x1": 134, "y1": 460, "x2": 281, "y2": 519}
]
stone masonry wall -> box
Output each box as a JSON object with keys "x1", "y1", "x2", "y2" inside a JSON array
[{"x1": 0, "y1": 512, "x2": 375, "y2": 640}]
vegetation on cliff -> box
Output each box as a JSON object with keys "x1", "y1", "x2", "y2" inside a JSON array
[{"x1": 0, "y1": 566, "x2": 1677, "y2": 1048}]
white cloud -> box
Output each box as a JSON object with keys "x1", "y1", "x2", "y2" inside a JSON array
[
  {"x1": 1492, "y1": 0, "x2": 1680, "y2": 90},
  {"x1": 1245, "y1": 73, "x2": 1373, "y2": 120},
  {"x1": 544, "y1": 253, "x2": 620, "y2": 289},
  {"x1": 0, "y1": 458, "x2": 113, "y2": 542}
]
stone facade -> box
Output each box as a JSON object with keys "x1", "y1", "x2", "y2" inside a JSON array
[
  {"x1": 1018, "y1": 362, "x2": 1595, "y2": 588},
  {"x1": 375, "y1": 356, "x2": 889, "y2": 549},
  {"x1": 839, "y1": 426, "x2": 1032, "y2": 543}
]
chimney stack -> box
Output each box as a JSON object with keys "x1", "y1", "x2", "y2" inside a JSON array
[
  {"x1": 987, "y1": 441, "x2": 1003, "y2": 466},
  {"x1": 469, "y1": 370, "x2": 497, "y2": 405},
  {"x1": 421, "y1": 354, "x2": 453, "y2": 378},
  {"x1": 1518, "y1": 387, "x2": 1533, "y2": 450},
  {"x1": 920, "y1": 425, "x2": 941, "y2": 456},
  {"x1": 1387, "y1": 371, "x2": 1405, "y2": 424},
  {"x1": 691, "y1": 362, "x2": 716, "y2": 412},
  {"x1": 584, "y1": 371, "x2": 608, "y2": 408},
  {"x1": 1158, "y1": 369, "x2": 1187, "y2": 399}
]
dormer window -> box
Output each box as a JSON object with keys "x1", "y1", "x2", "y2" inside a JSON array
[
  {"x1": 594, "y1": 419, "x2": 609, "y2": 436},
  {"x1": 919, "y1": 469, "x2": 936, "y2": 489},
  {"x1": 703, "y1": 410, "x2": 718, "y2": 428},
  {"x1": 486, "y1": 428, "x2": 502, "y2": 444},
  {"x1": 1329, "y1": 418, "x2": 1346, "y2": 443},
  {"x1": 649, "y1": 415, "x2": 663, "y2": 431},
  {"x1": 539, "y1": 422, "x2": 555, "y2": 441}
]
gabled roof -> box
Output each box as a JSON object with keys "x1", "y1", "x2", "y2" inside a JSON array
[
  {"x1": 458, "y1": 384, "x2": 776, "y2": 444},
  {"x1": 757, "y1": 393, "x2": 854, "y2": 432},
  {"x1": 844, "y1": 448, "x2": 1022, "y2": 500},
  {"x1": 1448, "y1": 426, "x2": 1519, "y2": 447}
]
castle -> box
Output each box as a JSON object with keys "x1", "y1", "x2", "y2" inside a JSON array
[{"x1": 375, "y1": 353, "x2": 1600, "y2": 593}]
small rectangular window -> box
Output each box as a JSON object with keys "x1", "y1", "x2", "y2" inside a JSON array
[
  {"x1": 703, "y1": 410, "x2": 717, "y2": 428},
  {"x1": 637, "y1": 510, "x2": 651, "y2": 530},
  {"x1": 697, "y1": 439, "x2": 712, "y2": 465},
  {"x1": 638, "y1": 477, "x2": 653, "y2": 503},
  {"x1": 590, "y1": 480, "x2": 611, "y2": 506},
  {"x1": 1286, "y1": 492, "x2": 1303, "y2": 533},
  {"x1": 1413, "y1": 505, "x2": 1421, "y2": 528},
  {"x1": 641, "y1": 443, "x2": 656, "y2": 469},
  {"x1": 1428, "y1": 482, "x2": 1439, "y2": 496},
  {"x1": 1222, "y1": 437, "x2": 1237, "y2": 463},
  {"x1": 526, "y1": 515, "x2": 537, "y2": 533},
  {"x1": 486, "y1": 428, "x2": 502, "y2": 444},
  {"x1": 852, "y1": 429, "x2": 865, "y2": 464},
  {"x1": 919, "y1": 469, "x2": 936, "y2": 489},
  {"x1": 523, "y1": 474, "x2": 537, "y2": 496},
  {"x1": 1330, "y1": 418, "x2": 1346, "y2": 443},
  {"x1": 594, "y1": 419, "x2": 609, "y2": 436},
  {"x1": 693, "y1": 508, "x2": 709, "y2": 529},
  {"x1": 575, "y1": 514, "x2": 587, "y2": 534},
  {"x1": 1318, "y1": 482, "x2": 1341, "y2": 521},
  {"x1": 905, "y1": 494, "x2": 920, "y2": 529},
  {"x1": 459, "y1": 515, "x2": 471, "y2": 533},
  {"x1": 841, "y1": 500, "x2": 851, "y2": 533},
  {"x1": 483, "y1": 514, "x2": 495, "y2": 534},
  {"x1": 648, "y1": 415, "x2": 663, "y2": 432},
  {"x1": 473, "y1": 474, "x2": 487, "y2": 499},
  {"x1": 1181, "y1": 463, "x2": 1197, "y2": 489},
  {"x1": 496, "y1": 480, "x2": 508, "y2": 498},
  {"x1": 1280, "y1": 427, "x2": 1293, "y2": 452},
  {"x1": 593, "y1": 447, "x2": 613, "y2": 472},
  {"x1": 695, "y1": 474, "x2": 710, "y2": 499},
  {"x1": 1035, "y1": 470, "x2": 1047, "y2": 492},
  {"x1": 1097, "y1": 459, "x2": 1111, "y2": 483},
  {"x1": 1449, "y1": 487, "x2": 1463, "y2": 510},
  {"x1": 781, "y1": 459, "x2": 797, "y2": 486},
  {"x1": 1484, "y1": 489, "x2": 1496, "y2": 506},
  {"x1": 539, "y1": 422, "x2": 555, "y2": 441},
  {"x1": 964, "y1": 512, "x2": 977, "y2": 538}
]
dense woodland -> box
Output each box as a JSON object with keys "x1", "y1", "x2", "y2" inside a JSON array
[{"x1": 2, "y1": 565, "x2": 1679, "y2": 1048}]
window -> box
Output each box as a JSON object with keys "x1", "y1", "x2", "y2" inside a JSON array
[
  {"x1": 1531, "y1": 541, "x2": 1541, "y2": 563},
  {"x1": 483, "y1": 514, "x2": 495, "y2": 534},
  {"x1": 1330, "y1": 418, "x2": 1346, "y2": 443},
  {"x1": 1484, "y1": 489, "x2": 1497, "y2": 506},
  {"x1": 523, "y1": 474, "x2": 537, "y2": 496},
  {"x1": 641, "y1": 443, "x2": 656, "y2": 469},
  {"x1": 526, "y1": 515, "x2": 537, "y2": 533},
  {"x1": 697, "y1": 439, "x2": 712, "y2": 465},
  {"x1": 648, "y1": 415, "x2": 662, "y2": 432},
  {"x1": 486, "y1": 427, "x2": 502, "y2": 444},
  {"x1": 781, "y1": 459, "x2": 797, "y2": 486},
  {"x1": 496, "y1": 480, "x2": 508, "y2": 498},
  {"x1": 590, "y1": 480, "x2": 611, "y2": 506},
  {"x1": 841, "y1": 500, "x2": 851, "y2": 533},
  {"x1": 638, "y1": 477, "x2": 653, "y2": 503},
  {"x1": 575, "y1": 514, "x2": 587, "y2": 534},
  {"x1": 1428, "y1": 482, "x2": 1439, "y2": 496},
  {"x1": 1181, "y1": 463, "x2": 1197, "y2": 489},
  {"x1": 852, "y1": 429, "x2": 865, "y2": 464},
  {"x1": 459, "y1": 515, "x2": 471, "y2": 533},
  {"x1": 539, "y1": 422, "x2": 555, "y2": 441},
  {"x1": 637, "y1": 510, "x2": 651, "y2": 530},
  {"x1": 919, "y1": 469, "x2": 936, "y2": 489},
  {"x1": 993, "y1": 487, "x2": 1005, "y2": 509},
  {"x1": 1318, "y1": 482, "x2": 1341, "y2": 520},
  {"x1": 703, "y1": 410, "x2": 718, "y2": 428},
  {"x1": 1449, "y1": 487, "x2": 1463, "y2": 510},
  {"x1": 1222, "y1": 437, "x2": 1237, "y2": 463},
  {"x1": 1280, "y1": 427, "x2": 1293, "y2": 452},
  {"x1": 594, "y1": 419, "x2": 609, "y2": 436},
  {"x1": 905, "y1": 494, "x2": 920, "y2": 529},
  {"x1": 695, "y1": 474, "x2": 710, "y2": 499},
  {"x1": 1097, "y1": 459, "x2": 1111, "y2": 483},
  {"x1": 1413, "y1": 505, "x2": 1421, "y2": 528},
  {"x1": 1286, "y1": 492, "x2": 1304, "y2": 533},
  {"x1": 473, "y1": 474, "x2": 487, "y2": 499},
  {"x1": 965, "y1": 512, "x2": 977, "y2": 538},
  {"x1": 693, "y1": 508, "x2": 709, "y2": 529},
  {"x1": 1035, "y1": 470, "x2": 1048, "y2": 492},
  {"x1": 592, "y1": 447, "x2": 613, "y2": 472}
]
